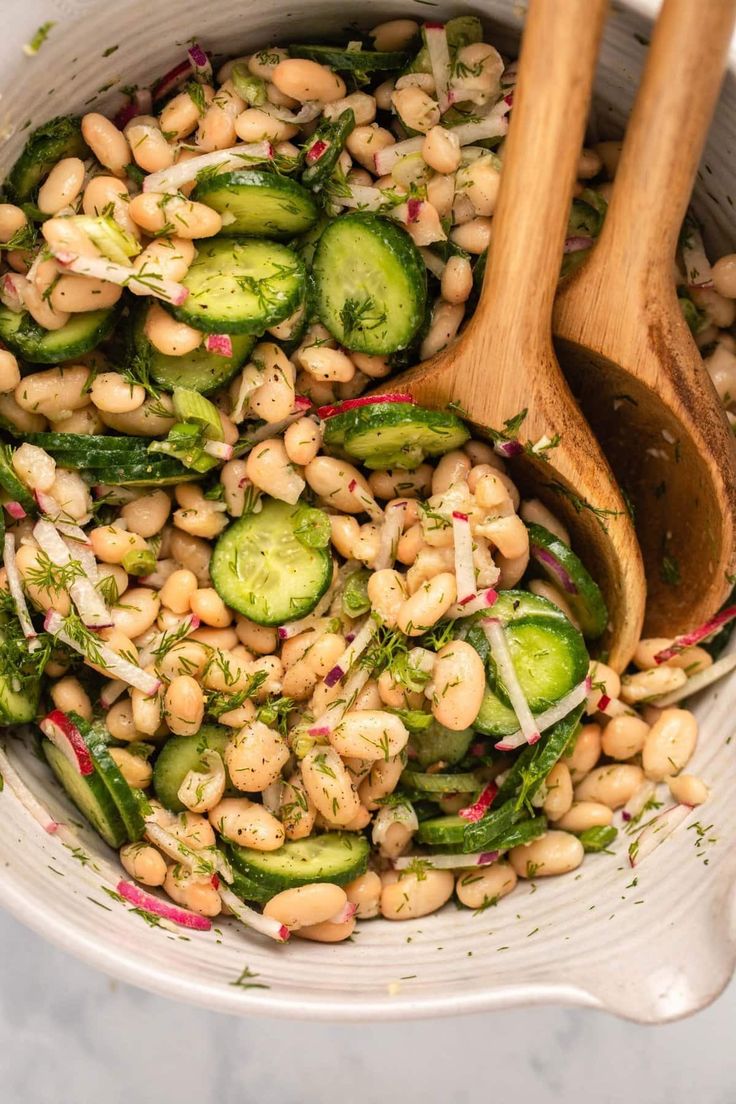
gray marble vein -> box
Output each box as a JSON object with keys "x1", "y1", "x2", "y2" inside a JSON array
[{"x1": 1, "y1": 909, "x2": 735, "y2": 1104}]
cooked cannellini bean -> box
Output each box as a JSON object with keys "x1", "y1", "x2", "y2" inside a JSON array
[
  {"x1": 264, "y1": 883, "x2": 347, "y2": 930},
  {"x1": 509, "y1": 831, "x2": 584, "y2": 878},
  {"x1": 430, "y1": 641, "x2": 485, "y2": 730},
  {"x1": 563, "y1": 724, "x2": 601, "y2": 782},
  {"x1": 301, "y1": 745, "x2": 361, "y2": 827},
  {"x1": 109, "y1": 746, "x2": 153, "y2": 789},
  {"x1": 81, "y1": 113, "x2": 131, "y2": 176},
  {"x1": 120, "y1": 842, "x2": 167, "y2": 887},
  {"x1": 246, "y1": 439, "x2": 305, "y2": 505},
  {"x1": 380, "y1": 868, "x2": 454, "y2": 920},
  {"x1": 370, "y1": 18, "x2": 419, "y2": 51},
  {"x1": 164, "y1": 675, "x2": 204, "y2": 736},
  {"x1": 553, "y1": 801, "x2": 613, "y2": 832},
  {"x1": 128, "y1": 192, "x2": 222, "y2": 238},
  {"x1": 50, "y1": 676, "x2": 92, "y2": 721},
  {"x1": 209, "y1": 796, "x2": 285, "y2": 850},
  {"x1": 542, "y1": 762, "x2": 574, "y2": 821},
  {"x1": 164, "y1": 865, "x2": 221, "y2": 917},
  {"x1": 344, "y1": 871, "x2": 382, "y2": 919},
  {"x1": 272, "y1": 58, "x2": 346, "y2": 103},
  {"x1": 620, "y1": 666, "x2": 687, "y2": 704},
  {"x1": 574, "y1": 764, "x2": 645, "y2": 808},
  {"x1": 397, "y1": 572, "x2": 457, "y2": 635},
  {"x1": 226, "y1": 720, "x2": 290, "y2": 792},
  {"x1": 632, "y1": 637, "x2": 713, "y2": 674},
  {"x1": 112, "y1": 587, "x2": 160, "y2": 639},
  {"x1": 456, "y1": 862, "x2": 517, "y2": 909},
  {"x1": 601, "y1": 715, "x2": 650, "y2": 760},
  {"x1": 667, "y1": 774, "x2": 709, "y2": 806},
  {"x1": 38, "y1": 157, "x2": 85, "y2": 215},
  {"x1": 642, "y1": 708, "x2": 698, "y2": 781},
  {"x1": 330, "y1": 710, "x2": 409, "y2": 760}
]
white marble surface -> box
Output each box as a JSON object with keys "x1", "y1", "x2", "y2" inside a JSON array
[{"x1": 1, "y1": 909, "x2": 735, "y2": 1103}]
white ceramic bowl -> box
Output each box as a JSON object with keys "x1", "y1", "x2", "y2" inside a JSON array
[{"x1": 2, "y1": 0, "x2": 736, "y2": 1024}]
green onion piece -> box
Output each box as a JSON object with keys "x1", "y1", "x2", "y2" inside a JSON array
[
  {"x1": 579, "y1": 825, "x2": 618, "y2": 852},
  {"x1": 293, "y1": 506, "x2": 331, "y2": 549},
  {"x1": 68, "y1": 214, "x2": 141, "y2": 264},
  {"x1": 122, "y1": 548, "x2": 157, "y2": 577},
  {"x1": 341, "y1": 567, "x2": 371, "y2": 616},
  {"x1": 148, "y1": 423, "x2": 218, "y2": 473},
  {"x1": 172, "y1": 388, "x2": 224, "y2": 441},
  {"x1": 230, "y1": 64, "x2": 267, "y2": 105}
]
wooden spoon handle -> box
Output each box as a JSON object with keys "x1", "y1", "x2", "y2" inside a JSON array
[
  {"x1": 595, "y1": 0, "x2": 736, "y2": 272},
  {"x1": 474, "y1": 0, "x2": 608, "y2": 348}
]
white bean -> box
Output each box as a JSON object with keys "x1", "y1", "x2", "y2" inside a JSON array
[
  {"x1": 509, "y1": 831, "x2": 584, "y2": 878},
  {"x1": 642, "y1": 708, "x2": 698, "y2": 781},
  {"x1": 431, "y1": 641, "x2": 485, "y2": 730},
  {"x1": 456, "y1": 862, "x2": 517, "y2": 909},
  {"x1": 380, "y1": 869, "x2": 454, "y2": 920}
]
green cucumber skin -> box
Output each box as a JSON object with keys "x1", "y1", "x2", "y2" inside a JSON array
[
  {"x1": 83, "y1": 725, "x2": 145, "y2": 842},
  {"x1": 416, "y1": 815, "x2": 466, "y2": 847},
  {"x1": 401, "y1": 770, "x2": 481, "y2": 795},
  {"x1": 26, "y1": 436, "x2": 195, "y2": 486},
  {"x1": 336, "y1": 402, "x2": 470, "y2": 470},
  {"x1": 194, "y1": 170, "x2": 319, "y2": 238},
  {"x1": 527, "y1": 522, "x2": 609, "y2": 639},
  {"x1": 411, "y1": 723, "x2": 474, "y2": 768},
  {"x1": 7, "y1": 115, "x2": 88, "y2": 203},
  {"x1": 171, "y1": 237, "x2": 306, "y2": 335},
  {"x1": 288, "y1": 45, "x2": 411, "y2": 71},
  {"x1": 0, "y1": 307, "x2": 117, "y2": 364},
  {"x1": 42, "y1": 740, "x2": 128, "y2": 849},
  {"x1": 153, "y1": 726, "x2": 232, "y2": 813},
  {"x1": 313, "y1": 213, "x2": 427, "y2": 355},
  {"x1": 0, "y1": 636, "x2": 40, "y2": 724},
  {"x1": 0, "y1": 447, "x2": 35, "y2": 512},
  {"x1": 131, "y1": 308, "x2": 255, "y2": 394},
  {"x1": 211, "y1": 498, "x2": 332, "y2": 627},
  {"x1": 301, "y1": 109, "x2": 356, "y2": 192},
  {"x1": 488, "y1": 615, "x2": 589, "y2": 714},
  {"x1": 227, "y1": 832, "x2": 370, "y2": 895}
]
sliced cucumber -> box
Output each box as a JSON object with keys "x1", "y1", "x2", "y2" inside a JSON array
[
  {"x1": 410, "y1": 722, "x2": 474, "y2": 768},
  {"x1": 227, "y1": 831, "x2": 370, "y2": 895},
  {"x1": 26, "y1": 434, "x2": 195, "y2": 486},
  {"x1": 0, "y1": 307, "x2": 117, "y2": 364},
  {"x1": 229, "y1": 866, "x2": 272, "y2": 905},
  {"x1": 527, "y1": 523, "x2": 608, "y2": 639},
  {"x1": 83, "y1": 722, "x2": 145, "y2": 842},
  {"x1": 402, "y1": 770, "x2": 481, "y2": 795},
  {"x1": 88, "y1": 462, "x2": 200, "y2": 487},
  {"x1": 0, "y1": 627, "x2": 41, "y2": 724},
  {"x1": 488, "y1": 616, "x2": 589, "y2": 714},
  {"x1": 6, "y1": 115, "x2": 88, "y2": 203},
  {"x1": 130, "y1": 307, "x2": 255, "y2": 394},
  {"x1": 313, "y1": 213, "x2": 426, "y2": 354},
  {"x1": 334, "y1": 401, "x2": 470, "y2": 470},
  {"x1": 491, "y1": 589, "x2": 570, "y2": 626},
  {"x1": 27, "y1": 433, "x2": 143, "y2": 457},
  {"x1": 416, "y1": 814, "x2": 465, "y2": 847},
  {"x1": 193, "y1": 170, "x2": 319, "y2": 238},
  {"x1": 301, "y1": 110, "x2": 356, "y2": 193},
  {"x1": 211, "y1": 497, "x2": 332, "y2": 626},
  {"x1": 0, "y1": 445, "x2": 35, "y2": 513},
  {"x1": 43, "y1": 739, "x2": 128, "y2": 849},
  {"x1": 171, "y1": 237, "x2": 306, "y2": 335},
  {"x1": 289, "y1": 44, "x2": 411, "y2": 71},
  {"x1": 153, "y1": 726, "x2": 231, "y2": 813},
  {"x1": 473, "y1": 687, "x2": 519, "y2": 738}
]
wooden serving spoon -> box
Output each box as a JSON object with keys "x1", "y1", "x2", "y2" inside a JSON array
[
  {"x1": 553, "y1": 0, "x2": 736, "y2": 638},
  {"x1": 384, "y1": 0, "x2": 645, "y2": 670}
]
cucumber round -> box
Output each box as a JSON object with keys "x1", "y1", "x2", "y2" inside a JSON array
[
  {"x1": 301, "y1": 109, "x2": 356, "y2": 193},
  {"x1": 288, "y1": 44, "x2": 411, "y2": 71},
  {"x1": 473, "y1": 688, "x2": 519, "y2": 737},
  {"x1": 153, "y1": 726, "x2": 232, "y2": 813},
  {"x1": 227, "y1": 831, "x2": 370, "y2": 895},
  {"x1": 27, "y1": 435, "x2": 196, "y2": 486},
  {"x1": 416, "y1": 815, "x2": 466, "y2": 847},
  {"x1": 7, "y1": 115, "x2": 88, "y2": 203},
  {"x1": 211, "y1": 497, "x2": 332, "y2": 626},
  {"x1": 0, "y1": 628, "x2": 40, "y2": 724},
  {"x1": 84, "y1": 724, "x2": 145, "y2": 842},
  {"x1": 335, "y1": 401, "x2": 470, "y2": 470},
  {"x1": 527, "y1": 522, "x2": 608, "y2": 639},
  {"x1": 193, "y1": 170, "x2": 319, "y2": 238},
  {"x1": 410, "y1": 722, "x2": 474, "y2": 768},
  {"x1": 313, "y1": 213, "x2": 426, "y2": 354},
  {"x1": 131, "y1": 307, "x2": 255, "y2": 394},
  {"x1": 42, "y1": 739, "x2": 127, "y2": 849},
  {"x1": 0, "y1": 307, "x2": 117, "y2": 364},
  {"x1": 229, "y1": 866, "x2": 273, "y2": 905},
  {"x1": 171, "y1": 237, "x2": 306, "y2": 335},
  {"x1": 488, "y1": 615, "x2": 589, "y2": 714},
  {"x1": 402, "y1": 770, "x2": 481, "y2": 795},
  {"x1": 491, "y1": 589, "x2": 570, "y2": 626}
]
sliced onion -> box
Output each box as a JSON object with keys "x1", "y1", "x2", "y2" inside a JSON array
[
  {"x1": 140, "y1": 558, "x2": 178, "y2": 590},
  {"x1": 3, "y1": 533, "x2": 40, "y2": 648},
  {"x1": 34, "y1": 489, "x2": 65, "y2": 520},
  {"x1": 143, "y1": 141, "x2": 273, "y2": 194},
  {"x1": 204, "y1": 333, "x2": 234, "y2": 358},
  {"x1": 654, "y1": 606, "x2": 736, "y2": 663},
  {"x1": 52, "y1": 252, "x2": 189, "y2": 307},
  {"x1": 0, "y1": 745, "x2": 59, "y2": 834},
  {"x1": 484, "y1": 618, "x2": 540, "y2": 746},
  {"x1": 330, "y1": 183, "x2": 392, "y2": 212},
  {"x1": 34, "y1": 519, "x2": 111, "y2": 628},
  {"x1": 143, "y1": 817, "x2": 232, "y2": 884},
  {"x1": 324, "y1": 617, "x2": 377, "y2": 688},
  {"x1": 531, "y1": 544, "x2": 577, "y2": 595},
  {"x1": 423, "y1": 23, "x2": 452, "y2": 113},
  {"x1": 246, "y1": 411, "x2": 305, "y2": 446},
  {"x1": 152, "y1": 57, "x2": 192, "y2": 104},
  {"x1": 39, "y1": 710, "x2": 94, "y2": 776},
  {"x1": 651, "y1": 652, "x2": 736, "y2": 706},
  {"x1": 394, "y1": 850, "x2": 499, "y2": 870},
  {"x1": 177, "y1": 749, "x2": 226, "y2": 814},
  {"x1": 260, "y1": 100, "x2": 322, "y2": 125},
  {"x1": 494, "y1": 438, "x2": 523, "y2": 458},
  {"x1": 451, "y1": 510, "x2": 477, "y2": 603},
  {"x1": 628, "y1": 804, "x2": 692, "y2": 867},
  {"x1": 217, "y1": 884, "x2": 290, "y2": 942},
  {"x1": 450, "y1": 99, "x2": 511, "y2": 146},
  {"x1": 494, "y1": 677, "x2": 588, "y2": 752},
  {"x1": 374, "y1": 500, "x2": 406, "y2": 572},
  {"x1": 448, "y1": 586, "x2": 498, "y2": 618},
  {"x1": 4, "y1": 501, "x2": 26, "y2": 520},
  {"x1": 117, "y1": 880, "x2": 212, "y2": 931},
  {"x1": 187, "y1": 42, "x2": 212, "y2": 81},
  {"x1": 458, "y1": 781, "x2": 498, "y2": 822},
  {"x1": 45, "y1": 609, "x2": 161, "y2": 695},
  {"x1": 203, "y1": 440, "x2": 234, "y2": 461},
  {"x1": 261, "y1": 781, "x2": 282, "y2": 815},
  {"x1": 278, "y1": 591, "x2": 334, "y2": 640}
]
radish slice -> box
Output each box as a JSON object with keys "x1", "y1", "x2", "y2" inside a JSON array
[
  {"x1": 494, "y1": 677, "x2": 588, "y2": 752},
  {"x1": 117, "y1": 880, "x2": 212, "y2": 931},
  {"x1": 628, "y1": 804, "x2": 692, "y2": 867},
  {"x1": 372, "y1": 802, "x2": 418, "y2": 850},
  {"x1": 327, "y1": 901, "x2": 358, "y2": 924},
  {"x1": 484, "y1": 618, "x2": 540, "y2": 746},
  {"x1": 621, "y1": 780, "x2": 656, "y2": 824},
  {"x1": 217, "y1": 884, "x2": 290, "y2": 942},
  {"x1": 448, "y1": 587, "x2": 498, "y2": 619},
  {"x1": 493, "y1": 438, "x2": 524, "y2": 459},
  {"x1": 450, "y1": 98, "x2": 511, "y2": 145},
  {"x1": 651, "y1": 652, "x2": 736, "y2": 707},
  {"x1": 152, "y1": 57, "x2": 192, "y2": 103},
  {"x1": 203, "y1": 440, "x2": 234, "y2": 461},
  {"x1": 52, "y1": 252, "x2": 189, "y2": 307},
  {"x1": 33, "y1": 519, "x2": 111, "y2": 628},
  {"x1": 143, "y1": 142, "x2": 273, "y2": 194},
  {"x1": 34, "y1": 489, "x2": 65, "y2": 519},
  {"x1": 654, "y1": 606, "x2": 736, "y2": 663},
  {"x1": 143, "y1": 818, "x2": 232, "y2": 884},
  {"x1": 39, "y1": 710, "x2": 94, "y2": 776},
  {"x1": 323, "y1": 617, "x2": 377, "y2": 687},
  {"x1": 278, "y1": 591, "x2": 333, "y2": 640},
  {"x1": 204, "y1": 333, "x2": 233, "y2": 358},
  {"x1": 308, "y1": 667, "x2": 372, "y2": 735},
  {"x1": 452, "y1": 510, "x2": 477, "y2": 603},
  {"x1": 531, "y1": 544, "x2": 577, "y2": 594},
  {"x1": 55, "y1": 520, "x2": 91, "y2": 545},
  {"x1": 4, "y1": 501, "x2": 26, "y2": 520},
  {"x1": 563, "y1": 235, "x2": 594, "y2": 254},
  {"x1": 681, "y1": 218, "x2": 714, "y2": 288},
  {"x1": 3, "y1": 534, "x2": 40, "y2": 648},
  {"x1": 114, "y1": 88, "x2": 154, "y2": 130},
  {"x1": 0, "y1": 745, "x2": 59, "y2": 834},
  {"x1": 394, "y1": 850, "x2": 499, "y2": 870},
  {"x1": 61, "y1": 536, "x2": 99, "y2": 588},
  {"x1": 0, "y1": 273, "x2": 25, "y2": 313},
  {"x1": 329, "y1": 183, "x2": 391, "y2": 212},
  {"x1": 317, "y1": 393, "x2": 415, "y2": 419},
  {"x1": 458, "y1": 781, "x2": 498, "y2": 822},
  {"x1": 374, "y1": 500, "x2": 406, "y2": 572},
  {"x1": 187, "y1": 42, "x2": 212, "y2": 81},
  {"x1": 100, "y1": 678, "x2": 127, "y2": 709},
  {"x1": 423, "y1": 23, "x2": 452, "y2": 113},
  {"x1": 374, "y1": 136, "x2": 424, "y2": 176},
  {"x1": 45, "y1": 609, "x2": 161, "y2": 695}
]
